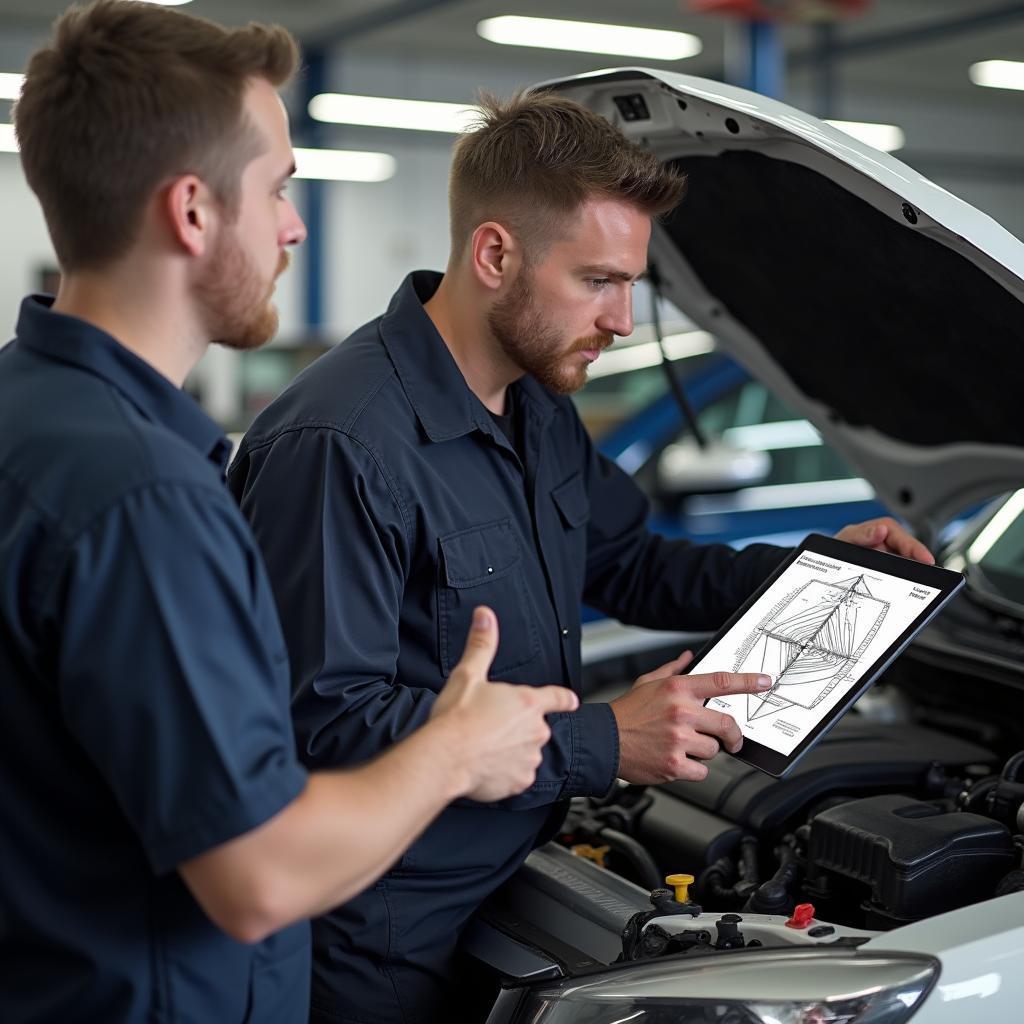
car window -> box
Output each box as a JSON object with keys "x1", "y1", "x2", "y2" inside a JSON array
[
  {"x1": 964, "y1": 491, "x2": 1024, "y2": 606},
  {"x1": 700, "y1": 381, "x2": 859, "y2": 488}
]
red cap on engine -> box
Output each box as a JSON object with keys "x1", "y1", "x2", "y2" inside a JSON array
[{"x1": 785, "y1": 903, "x2": 816, "y2": 929}]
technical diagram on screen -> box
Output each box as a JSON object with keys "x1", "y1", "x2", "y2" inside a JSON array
[
  {"x1": 687, "y1": 535, "x2": 964, "y2": 776},
  {"x1": 737, "y1": 574, "x2": 888, "y2": 726}
]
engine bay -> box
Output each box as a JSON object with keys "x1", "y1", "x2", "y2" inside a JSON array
[{"x1": 558, "y1": 715, "x2": 1024, "y2": 940}]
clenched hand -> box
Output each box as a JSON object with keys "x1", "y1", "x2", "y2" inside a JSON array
[{"x1": 432, "y1": 606, "x2": 579, "y2": 802}]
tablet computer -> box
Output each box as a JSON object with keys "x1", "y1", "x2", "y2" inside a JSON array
[{"x1": 691, "y1": 534, "x2": 964, "y2": 777}]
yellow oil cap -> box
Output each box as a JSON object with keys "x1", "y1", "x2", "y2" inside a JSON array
[{"x1": 665, "y1": 873, "x2": 694, "y2": 903}]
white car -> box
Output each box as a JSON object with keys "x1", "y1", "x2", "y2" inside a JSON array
[{"x1": 466, "y1": 68, "x2": 1024, "y2": 1024}]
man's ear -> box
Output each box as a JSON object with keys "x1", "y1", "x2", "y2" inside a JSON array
[
  {"x1": 163, "y1": 174, "x2": 215, "y2": 258},
  {"x1": 469, "y1": 220, "x2": 521, "y2": 293}
]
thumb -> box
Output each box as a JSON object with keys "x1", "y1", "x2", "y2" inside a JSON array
[{"x1": 454, "y1": 606, "x2": 500, "y2": 681}]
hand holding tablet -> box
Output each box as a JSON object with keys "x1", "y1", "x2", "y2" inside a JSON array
[{"x1": 690, "y1": 534, "x2": 963, "y2": 777}]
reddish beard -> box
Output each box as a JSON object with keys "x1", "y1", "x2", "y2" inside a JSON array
[
  {"x1": 197, "y1": 231, "x2": 289, "y2": 351},
  {"x1": 487, "y1": 270, "x2": 612, "y2": 395}
]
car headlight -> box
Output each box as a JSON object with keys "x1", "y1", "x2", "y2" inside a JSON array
[{"x1": 510, "y1": 949, "x2": 938, "y2": 1024}]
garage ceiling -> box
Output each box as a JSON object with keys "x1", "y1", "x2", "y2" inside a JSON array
[{"x1": 0, "y1": 0, "x2": 1022, "y2": 105}]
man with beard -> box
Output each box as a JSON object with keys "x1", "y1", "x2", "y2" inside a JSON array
[
  {"x1": 0, "y1": 7, "x2": 578, "y2": 1023},
  {"x1": 230, "y1": 92, "x2": 933, "y2": 1022}
]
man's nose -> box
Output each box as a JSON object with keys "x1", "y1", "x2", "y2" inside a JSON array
[
  {"x1": 280, "y1": 197, "x2": 307, "y2": 247},
  {"x1": 596, "y1": 287, "x2": 633, "y2": 338}
]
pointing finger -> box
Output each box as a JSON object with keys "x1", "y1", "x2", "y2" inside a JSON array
[{"x1": 686, "y1": 671, "x2": 773, "y2": 701}]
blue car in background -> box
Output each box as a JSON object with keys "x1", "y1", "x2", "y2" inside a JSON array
[
  {"x1": 585, "y1": 349, "x2": 887, "y2": 550},
  {"x1": 573, "y1": 347, "x2": 888, "y2": 631},
  {"x1": 573, "y1": 348, "x2": 884, "y2": 626}
]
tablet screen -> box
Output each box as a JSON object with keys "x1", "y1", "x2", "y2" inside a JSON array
[{"x1": 701, "y1": 548, "x2": 943, "y2": 757}]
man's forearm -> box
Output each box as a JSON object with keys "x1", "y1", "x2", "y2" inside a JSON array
[{"x1": 273, "y1": 716, "x2": 471, "y2": 916}]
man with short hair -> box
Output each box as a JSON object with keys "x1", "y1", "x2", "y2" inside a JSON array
[
  {"x1": 0, "y1": 7, "x2": 576, "y2": 1022},
  {"x1": 231, "y1": 91, "x2": 932, "y2": 1021}
]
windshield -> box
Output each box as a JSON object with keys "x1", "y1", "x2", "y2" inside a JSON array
[{"x1": 963, "y1": 490, "x2": 1024, "y2": 607}]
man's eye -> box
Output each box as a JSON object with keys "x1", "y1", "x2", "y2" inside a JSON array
[
  {"x1": 275, "y1": 185, "x2": 289, "y2": 199},
  {"x1": 588, "y1": 278, "x2": 610, "y2": 289}
]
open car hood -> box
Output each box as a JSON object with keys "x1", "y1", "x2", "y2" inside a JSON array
[{"x1": 537, "y1": 68, "x2": 1024, "y2": 536}]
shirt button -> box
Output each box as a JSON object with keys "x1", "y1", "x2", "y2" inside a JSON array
[
  {"x1": 487, "y1": 566, "x2": 494, "y2": 574},
  {"x1": 560, "y1": 627, "x2": 569, "y2": 637}
]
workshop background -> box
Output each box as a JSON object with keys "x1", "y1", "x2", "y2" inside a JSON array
[{"x1": 1, "y1": 0, "x2": 1022, "y2": 434}]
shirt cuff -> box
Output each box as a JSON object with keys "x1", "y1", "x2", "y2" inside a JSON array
[{"x1": 564, "y1": 701, "x2": 619, "y2": 799}]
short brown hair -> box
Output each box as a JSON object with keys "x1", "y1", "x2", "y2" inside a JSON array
[
  {"x1": 14, "y1": 0, "x2": 299, "y2": 272},
  {"x1": 449, "y1": 91, "x2": 686, "y2": 259}
]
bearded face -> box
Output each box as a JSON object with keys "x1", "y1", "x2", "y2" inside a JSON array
[
  {"x1": 487, "y1": 265, "x2": 612, "y2": 395},
  {"x1": 196, "y1": 226, "x2": 290, "y2": 351}
]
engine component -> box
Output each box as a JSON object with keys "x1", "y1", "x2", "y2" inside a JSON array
[
  {"x1": 985, "y1": 750, "x2": 1024, "y2": 828},
  {"x1": 695, "y1": 834, "x2": 760, "y2": 909},
  {"x1": 653, "y1": 716, "x2": 995, "y2": 870},
  {"x1": 714, "y1": 912, "x2": 746, "y2": 948},
  {"x1": 619, "y1": 886, "x2": 701, "y2": 962},
  {"x1": 805, "y1": 794, "x2": 1016, "y2": 924},
  {"x1": 743, "y1": 836, "x2": 800, "y2": 915},
  {"x1": 784, "y1": 903, "x2": 816, "y2": 930},
  {"x1": 559, "y1": 785, "x2": 662, "y2": 890}
]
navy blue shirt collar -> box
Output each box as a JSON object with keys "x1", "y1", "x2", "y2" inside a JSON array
[
  {"x1": 14, "y1": 295, "x2": 231, "y2": 471},
  {"x1": 379, "y1": 271, "x2": 557, "y2": 445}
]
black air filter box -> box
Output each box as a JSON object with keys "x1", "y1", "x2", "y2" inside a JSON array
[{"x1": 807, "y1": 794, "x2": 1015, "y2": 919}]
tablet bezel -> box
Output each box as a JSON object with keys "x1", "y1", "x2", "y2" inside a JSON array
[{"x1": 690, "y1": 533, "x2": 965, "y2": 778}]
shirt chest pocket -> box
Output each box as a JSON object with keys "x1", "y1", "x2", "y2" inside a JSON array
[
  {"x1": 437, "y1": 518, "x2": 539, "y2": 678},
  {"x1": 550, "y1": 471, "x2": 590, "y2": 577}
]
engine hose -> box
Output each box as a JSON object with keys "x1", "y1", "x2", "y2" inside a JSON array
[
  {"x1": 598, "y1": 827, "x2": 663, "y2": 892},
  {"x1": 739, "y1": 836, "x2": 760, "y2": 887},
  {"x1": 1002, "y1": 751, "x2": 1024, "y2": 784},
  {"x1": 962, "y1": 775, "x2": 1000, "y2": 813},
  {"x1": 697, "y1": 858, "x2": 744, "y2": 909},
  {"x1": 742, "y1": 849, "x2": 801, "y2": 915}
]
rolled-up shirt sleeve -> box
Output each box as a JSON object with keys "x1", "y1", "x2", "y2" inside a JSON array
[{"x1": 43, "y1": 480, "x2": 307, "y2": 875}]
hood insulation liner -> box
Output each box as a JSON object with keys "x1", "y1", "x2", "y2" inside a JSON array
[{"x1": 663, "y1": 150, "x2": 1022, "y2": 448}]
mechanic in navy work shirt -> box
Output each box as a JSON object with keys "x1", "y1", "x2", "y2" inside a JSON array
[
  {"x1": 230, "y1": 92, "x2": 935, "y2": 1022},
  {"x1": 0, "y1": 6, "x2": 577, "y2": 1022}
]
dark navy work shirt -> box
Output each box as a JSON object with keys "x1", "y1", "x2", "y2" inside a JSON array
[
  {"x1": 0, "y1": 297, "x2": 310, "y2": 1023},
  {"x1": 229, "y1": 272, "x2": 785, "y2": 1022}
]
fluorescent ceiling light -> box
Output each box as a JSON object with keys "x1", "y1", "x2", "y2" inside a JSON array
[
  {"x1": 825, "y1": 119, "x2": 904, "y2": 152},
  {"x1": 969, "y1": 59, "x2": 1024, "y2": 91},
  {"x1": 0, "y1": 72, "x2": 23, "y2": 101},
  {"x1": 293, "y1": 147, "x2": 395, "y2": 182},
  {"x1": 0, "y1": 124, "x2": 394, "y2": 184},
  {"x1": 309, "y1": 93, "x2": 478, "y2": 133},
  {"x1": 478, "y1": 16, "x2": 701, "y2": 60}
]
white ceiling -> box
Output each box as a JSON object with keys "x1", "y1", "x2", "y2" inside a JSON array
[
  {"x1": 0, "y1": 1, "x2": 1021, "y2": 97},
  {"x1": 2, "y1": 1, "x2": 1023, "y2": 168}
]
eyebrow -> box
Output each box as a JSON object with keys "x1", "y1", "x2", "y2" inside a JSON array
[{"x1": 578, "y1": 265, "x2": 647, "y2": 283}]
